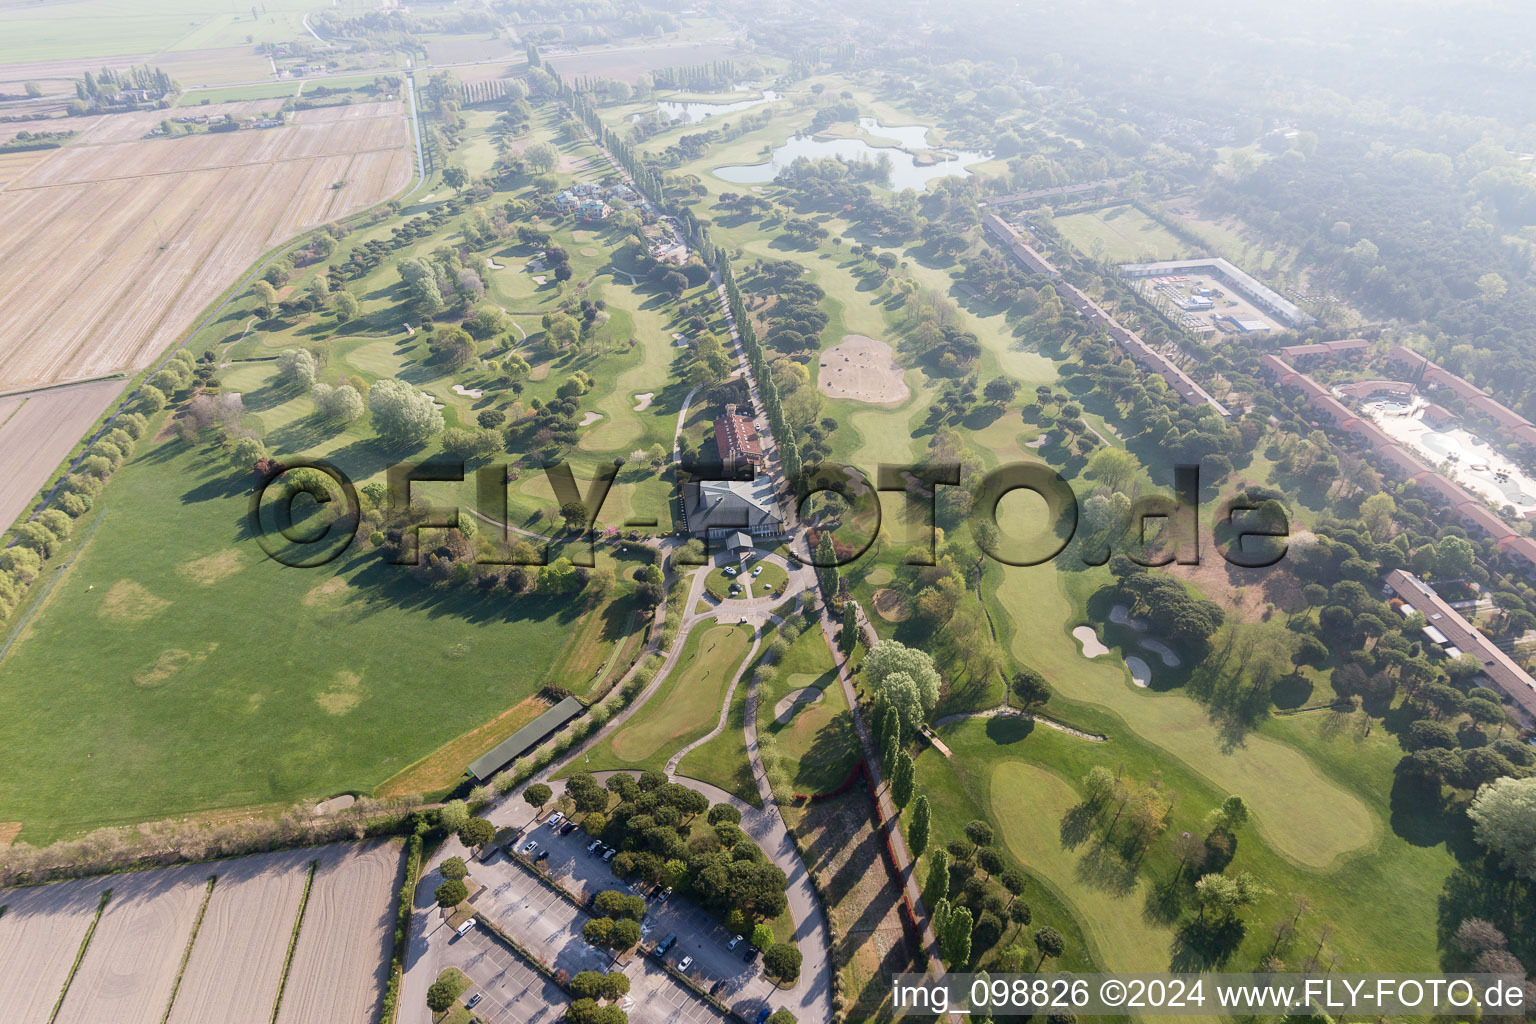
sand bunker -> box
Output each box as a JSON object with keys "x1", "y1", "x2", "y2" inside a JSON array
[
  {"x1": 819, "y1": 335, "x2": 910, "y2": 404},
  {"x1": 1072, "y1": 625, "x2": 1109, "y2": 658},
  {"x1": 873, "y1": 587, "x2": 909, "y2": 621},
  {"x1": 1125, "y1": 655, "x2": 1152, "y2": 687},
  {"x1": 1139, "y1": 638, "x2": 1180, "y2": 667},
  {"x1": 580, "y1": 411, "x2": 604, "y2": 427},
  {"x1": 532, "y1": 274, "x2": 548, "y2": 284},
  {"x1": 451, "y1": 384, "x2": 483, "y2": 398},
  {"x1": 486, "y1": 258, "x2": 504, "y2": 269},
  {"x1": 775, "y1": 687, "x2": 824, "y2": 725},
  {"x1": 633, "y1": 392, "x2": 655, "y2": 411},
  {"x1": 1025, "y1": 433, "x2": 1049, "y2": 448},
  {"x1": 1110, "y1": 603, "x2": 1148, "y2": 630},
  {"x1": 314, "y1": 794, "x2": 356, "y2": 816}
]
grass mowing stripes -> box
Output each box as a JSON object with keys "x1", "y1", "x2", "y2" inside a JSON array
[
  {"x1": 268, "y1": 861, "x2": 317, "y2": 1024},
  {"x1": 159, "y1": 875, "x2": 217, "y2": 1024},
  {"x1": 47, "y1": 887, "x2": 111, "y2": 1024}
]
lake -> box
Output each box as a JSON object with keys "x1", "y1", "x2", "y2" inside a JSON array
[
  {"x1": 636, "y1": 89, "x2": 781, "y2": 125},
  {"x1": 713, "y1": 117, "x2": 988, "y2": 191}
]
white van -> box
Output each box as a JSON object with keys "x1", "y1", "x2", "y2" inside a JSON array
[{"x1": 456, "y1": 918, "x2": 477, "y2": 937}]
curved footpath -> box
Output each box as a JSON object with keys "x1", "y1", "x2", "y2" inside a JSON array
[{"x1": 405, "y1": 555, "x2": 835, "y2": 1021}]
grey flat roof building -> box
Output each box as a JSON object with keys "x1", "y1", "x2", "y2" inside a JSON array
[{"x1": 468, "y1": 696, "x2": 585, "y2": 780}]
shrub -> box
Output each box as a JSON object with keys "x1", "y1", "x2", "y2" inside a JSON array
[
  {"x1": 426, "y1": 978, "x2": 457, "y2": 1012},
  {"x1": 763, "y1": 942, "x2": 803, "y2": 983},
  {"x1": 14, "y1": 522, "x2": 58, "y2": 557},
  {"x1": 434, "y1": 878, "x2": 468, "y2": 907},
  {"x1": 0, "y1": 547, "x2": 42, "y2": 583},
  {"x1": 136, "y1": 385, "x2": 167, "y2": 413}
]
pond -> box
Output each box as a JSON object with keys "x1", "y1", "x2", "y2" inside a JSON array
[
  {"x1": 713, "y1": 117, "x2": 989, "y2": 192},
  {"x1": 635, "y1": 89, "x2": 781, "y2": 125}
]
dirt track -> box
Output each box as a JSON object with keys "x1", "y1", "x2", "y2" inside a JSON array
[
  {"x1": 0, "y1": 874, "x2": 112, "y2": 1023},
  {"x1": 275, "y1": 841, "x2": 402, "y2": 1024},
  {"x1": 54, "y1": 862, "x2": 210, "y2": 1024},
  {"x1": 166, "y1": 848, "x2": 312, "y2": 1024}
]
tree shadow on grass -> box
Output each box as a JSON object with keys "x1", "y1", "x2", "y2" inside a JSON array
[
  {"x1": 1170, "y1": 917, "x2": 1245, "y2": 970},
  {"x1": 1143, "y1": 873, "x2": 1189, "y2": 927},
  {"x1": 984, "y1": 715, "x2": 1034, "y2": 745},
  {"x1": 1072, "y1": 835, "x2": 1140, "y2": 898},
  {"x1": 1059, "y1": 802, "x2": 1099, "y2": 851},
  {"x1": 266, "y1": 412, "x2": 349, "y2": 454}
]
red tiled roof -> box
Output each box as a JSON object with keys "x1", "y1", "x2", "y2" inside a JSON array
[{"x1": 714, "y1": 413, "x2": 762, "y2": 462}]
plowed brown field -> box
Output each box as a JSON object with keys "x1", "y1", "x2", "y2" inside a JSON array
[
  {"x1": 0, "y1": 100, "x2": 410, "y2": 392},
  {"x1": 0, "y1": 874, "x2": 113, "y2": 1024},
  {"x1": 165, "y1": 848, "x2": 312, "y2": 1024},
  {"x1": 53, "y1": 862, "x2": 210, "y2": 1024},
  {"x1": 274, "y1": 841, "x2": 402, "y2": 1024}
]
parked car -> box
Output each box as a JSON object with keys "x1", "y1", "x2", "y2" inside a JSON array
[
  {"x1": 587, "y1": 839, "x2": 602, "y2": 853},
  {"x1": 560, "y1": 822, "x2": 577, "y2": 835},
  {"x1": 659, "y1": 887, "x2": 672, "y2": 903},
  {"x1": 655, "y1": 933, "x2": 677, "y2": 956},
  {"x1": 727, "y1": 934, "x2": 743, "y2": 951},
  {"x1": 522, "y1": 840, "x2": 538, "y2": 854},
  {"x1": 751, "y1": 565, "x2": 762, "y2": 577},
  {"x1": 723, "y1": 566, "x2": 738, "y2": 577},
  {"x1": 535, "y1": 850, "x2": 549, "y2": 862},
  {"x1": 755, "y1": 1009, "x2": 771, "y2": 1024},
  {"x1": 679, "y1": 956, "x2": 694, "y2": 973},
  {"x1": 547, "y1": 812, "x2": 564, "y2": 828},
  {"x1": 466, "y1": 993, "x2": 482, "y2": 1009},
  {"x1": 603, "y1": 848, "x2": 617, "y2": 862},
  {"x1": 744, "y1": 944, "x2": 759, "y2": 963}
]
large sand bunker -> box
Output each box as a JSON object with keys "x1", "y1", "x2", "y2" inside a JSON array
[
  {"x1": 818, "y1": 335, "x2": 909, "y2": 405},
  {"x1": 1072, "y1": 625, "x2": 1109, "y2": 658}
]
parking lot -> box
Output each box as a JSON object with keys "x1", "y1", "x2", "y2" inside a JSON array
[
  {"x1": 451, "y1": 927, "x2": 566, "y2": 1024},
  {"x1": 516, "y1": 817, "x2": 788, "y2": 1017},
  {"x1": 464, "y1": 848, "x2": 738, "y2": 1024}
]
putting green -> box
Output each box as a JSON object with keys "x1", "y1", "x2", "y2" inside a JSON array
[
  {"x1": 608, "y1": 623, "x2": 752, "y2": 764},
  {"x1": 993, "y1": 562, "x2": 1374, "y2": 869}
]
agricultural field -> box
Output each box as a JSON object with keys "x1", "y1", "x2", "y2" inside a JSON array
[
  {"x1": 0, "y1": 378, "x2": 124, "y2": 532},
  {"x1": 545, "y1": 42, "x2": 742, "y2": 84},
  {"x1": 0, "y1": 0, "x2": 324, "y2": 60},
  {"x1": 166, "y1": 849, "x2": 312, "y2": 1024},
  {"x1": 0, "y1": 873, "x2": 113, "y2": 1023},
  {"x1": 0, "y1": 841, "x2": 399, "y2": 1022},
  {"x1": 274, "y1": 841, "x2": 402, "y2": 1024},
  {"x1": 54, "y1": 861, "x2": 211, "y2": 1024},
  {"x1": 0, "y1": 99, "x2": 412, "y2": 392}
]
